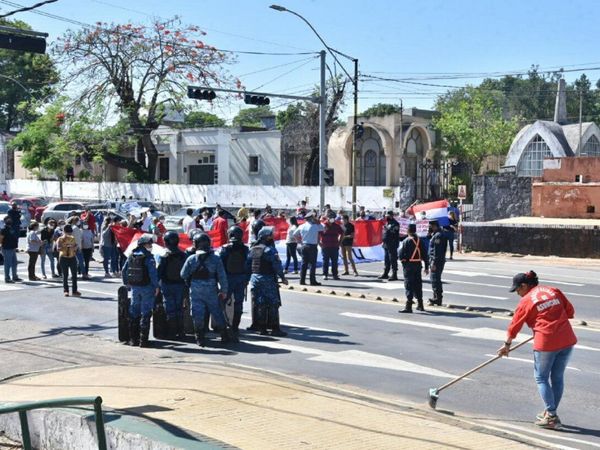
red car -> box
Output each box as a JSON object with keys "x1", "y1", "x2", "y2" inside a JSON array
[{"x1": 13, "y1": 197, "x2": 49, "y2": 222}]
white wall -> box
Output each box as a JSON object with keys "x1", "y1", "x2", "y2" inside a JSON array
[{"x1": 6, "y1": 179, "x2": 400, "y2": 212}]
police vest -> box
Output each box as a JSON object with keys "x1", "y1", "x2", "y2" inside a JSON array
[
  {"x1": 250, "y1": 244, "x2": 274, "y2": 275},
  {"x1": 127, "y1": 253, "x2": 150, "y2": 286},
  {"x1": 407, "y1": 237, "x2": 422, "y2": 262},
  {"x1": 224, "y1": 244, "x2": 247, "y2": 275},
  {"x1": 164, "y1": 250, "x2": 186, "y2": 283},
  {"x1": 191, "y1": 254, "x2": 215, "y2": 280}
]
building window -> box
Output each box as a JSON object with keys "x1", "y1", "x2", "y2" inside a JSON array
[
  {"x1": 517, "y1": 134, "x2": 552, "y2": 177},
  {"x1": 356, "y1": 127, "x2": 385, "y2": 186},
  {"x1": 582, "y1": 135, "x2": 600, "y2": 157},
  {"x1": 249, "y1": 155, "x2": 260, "y2": 174},
  {"x1": 406, "y1": 128, "x2": 423, "y2": 155}
]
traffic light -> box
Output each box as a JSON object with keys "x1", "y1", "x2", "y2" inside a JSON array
[
  {"x1": 187, "y1": 87, "x2": 216, "y2": 101},
  {"x1": 324, "y1": 168, "x2": 334, "y2": 186},
  {"x1": 244, "y1": 94, "x2": 270, "y2": 106},
  {"x1": 0, "y1": 33, "x2": 46, "y2": 54}
]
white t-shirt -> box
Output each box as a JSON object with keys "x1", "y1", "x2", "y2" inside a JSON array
[
  {"x1": 199, "y1": 217, "x2": 213, "y2": 230},
  {"x1": 182, "y1": 215, "x2": 196, "y2": 234},
  {"x1": 141, "y1": 216, "x2": 153, "y2": 232}
]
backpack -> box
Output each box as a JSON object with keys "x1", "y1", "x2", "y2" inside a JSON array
[
  {"x1": 225, "y1": 245, "x2": 246, "y2": 275},
  {"x1": 164, "y1": 251, "x2": 185, "y2": 283},
  {"x1": 127, "y1": 253, "x2": 150, "y2": 286}
]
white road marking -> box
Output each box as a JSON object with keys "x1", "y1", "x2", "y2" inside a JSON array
[
  {"x1": 486, "y1": 422, "x2": 600, "y2": 449},
  {"x1": 239, "y1": 316, "x2": 339, "y2": 333},
  {"x1": 357, "y1": 282, "x2": 508, "y2": 299},
  {"x1": 444, "y1": 270, "x2": 487, "y2": 277},
  {"x1": 77, "y1": 287, "x2": 114, "y2": 297},
  {"x1": 247, "y1": 340, "x2": 456, "y2": 378},
  {"x1": 483, "y1": 354, "x2": 581, "y2": 371},
  {"x1": 0, "y1": 284, "x2": 22, "y2": 291},
  {"x1": 341, "y1": 312, "x2": 600, "y2": 352}
]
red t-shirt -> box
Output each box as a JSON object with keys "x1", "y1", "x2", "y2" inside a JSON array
[
  {"x1": 320, "y1": 222, "x2": 343, "y2": 248},
  {"x1": 508, "y1": 285, "x2": 577, "y2": 352},
  {"x1": 212, "y1": 216, "x2": 228, "y2": 246}
]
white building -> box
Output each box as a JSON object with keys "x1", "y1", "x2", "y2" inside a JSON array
[{"x1": 152, "y1": 126, "x2": 282, "y2": 186}]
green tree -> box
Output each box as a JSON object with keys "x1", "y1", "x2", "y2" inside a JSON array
[
  {"x1": 0, "y1": 19, "x2": 59, "y2": 131},
  {"x1": 360, "y1": 103, "x2": 402, "y2": 118},
  {"x1": 54, "y1": 18, "x2": 235, "y2": 182},
  {"x1": 434, "y1": 86, "x2": 520, "y2": 173},
  {"x1": 232, "y1": 106, "x2": 272, "y2": 128},
  {"x1": 183, "y1": 111, "x2": 225, "y2": 128}
]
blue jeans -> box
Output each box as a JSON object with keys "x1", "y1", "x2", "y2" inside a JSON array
[
  {"x1": 102, "y1": 246, "x2": 117, "y2": 274},
  {"x1": 76, "y1": 250, "x2": 84, "y2": 275},
  {"x1": 40, "y1": 242, "x2": 55, "y2": 277},
  {"x1": 2, "y1": 248, "x2": 17, "y2": 281},
  {"x1": 160, "y1": 282, "x2": 185, "y2": 320},
  {"x1": 533, "y1": 346, "x2": 574, "y2": 415}
]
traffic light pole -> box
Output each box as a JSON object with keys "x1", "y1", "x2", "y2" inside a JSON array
[{"x1": 319, "y1": 50, "x2": 327, "y2": 212}]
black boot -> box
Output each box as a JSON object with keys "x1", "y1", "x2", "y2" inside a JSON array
[
  {"x1": 378, "y1": 272, "x2": 389, "y2": 280},
  {"x1": 399, "y1": 300, "x2": 413, "y2": 313},
  {"x1": 128, "y1": 320, "x2": 140, "y2": 346},
  {"x1": 388, "y1": 271, "x2": 398, "y2": 281},
  {"x1": 221, "y1": 327, "x2": 235, "y2": 344},
  {"x1": 427, "y1": 297, "x2": 437, "y2": 306},
  {"x1": 436, "y1": 296, "x2": 443, "y2": 306},
  {"x1": 246, "y1": 301, "x2": 259, "y2": 331},
  {"x1": 269, "y1": 308, "x2": 287, "y2": 337},
  {"x1": 195, "y1": 331, "x2": 205, "y2": 347},
  {"x1": 175, "y1": 316, "x2": 186, "y2": 340},
  {"x1": 167, "y1": 317, "x2": 178, "y2": 340},
  {"x1": 139, "y1": 325, "x2": 151, "y2": 348},
  {"x1": 416, "y1": 299, "x2": 425, "y2": 312},
  {"x1": 232, "y1": 311, "x2": 242, "y2": 339}
]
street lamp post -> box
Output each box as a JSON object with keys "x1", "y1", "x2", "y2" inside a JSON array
[{"x1": 270, "y1": 5, "x2": 357, "y2": 214}]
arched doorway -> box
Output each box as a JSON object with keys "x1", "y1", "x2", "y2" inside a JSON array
[
  {"x1": 403, "y1": 127, "x2": 426, "y2": 197},
  {"x1": 356, "y1": 127, "x2": 385, "y2": 186}
]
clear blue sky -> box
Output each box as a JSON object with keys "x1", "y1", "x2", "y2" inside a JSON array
[{"x1": 8, "y1": 0, "x2": 600, "y2": 121}]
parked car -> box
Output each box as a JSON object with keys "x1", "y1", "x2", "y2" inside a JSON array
[
  {"x1": 0, "y1": 201, "x2": 29, "y2": 235},
  {"x1": 41, "y1": 202, "x2": 85, "y2": 222},
  {"x1": 13, "y1": 197, "x2": 48, "y2": 222},
  {"x1": 0, "y1": 201, "x2": 9, "y2": 228},
  {"x1": 164, "y1": 205, "x2": 236, "y2": 232}
]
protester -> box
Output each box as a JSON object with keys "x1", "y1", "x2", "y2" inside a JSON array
[
  {"x1": 68, "y1": 216, "x2": 84, "y2": 276},
  {"x1": 56, "y1": 224, "x2": 80, "y2": 297},
  {"x1": 293, "y1": 211, "x2": 324, "y2": 286},
  {"x1": 182, "y1": 208, "x2": 196, "y2": 235},
  {"x1": 379, "y1": 211, "x2": 400, "y2": 281},
  {"x1": 320, "y1": 216, "x2": 343, "y2": 281},
  {"x1": 444, "y1": 211, "x2": 458, "y2": 260},
  {"x1": 261, "y1": 205, "x2": 275, "y2": 219},
  {"x1": 340, "y1": 215, "x2": 358, "y2": 277},
  {"x1": 81, "y1": 221, "x2": 95, "y2": 279},
  {"x1": 498, "y1": 271, "x2": 577, "y2": 430},
  {"x1": 122, "y1": 234, "x2": 159, "y2": 347},
  {"x1": 249, "y1": 209, "x2": 264, "y2": 244},
  {"x1": 428, "y1": 220, "x2": 447, "y2": 306},
  {"x1": 40, "y1": 219, "x2": 58, "y2": 279},
  {"x1": 140, "y1": 210, "x2": 153, "y2": 232},
  {"x1": 7, "y1": 202, "x2": 21, "y2": 234},
  {"x1": 212, "y1": 209, "x2": 229, "y2": 245},
  {"x1": 26, "y1": 221, "x2": 42, "y2": 281},
  {"x1": 81, "y1": 207, "x2": 97, "y2": 234},
  {"x1": 52, "y1": 220, "x2": 65, "y2": 277},
  {"x1": 99, "y1": 217, "x2": 117, "y2": 277},
  {"x1": 323, "y1": 204, "x2": 336, "y2": 220},
  {"x1": 114, "y1": 217, "x2": 126, "y2": 273},
  {"x1": 398, "y1": 223, "x2": 429, "y2": 313},
  {"x1": 199, "y1": 209, "x2": 213, "y2": 230},
  {"x1": 1, "y1": 217, "x2": 20, "y2": 282},
  {"x1": 1, "y1": 190, "x2": 9, "y2": 201},
  {"x1": 237, "y1": 203, "x2": 249, "y2": 221},
  {"x1": 284, "y1": 216, "x2": 299, "y2": 274}
]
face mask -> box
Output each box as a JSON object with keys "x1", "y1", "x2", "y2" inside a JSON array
[
  {"x1": 145, "y1": 244, "x2": 153, "y2": 252},
  {"x1": 160, "y1": 219, "x2": 165, "y2": 223},
  {"x1": 329, "y1": 218, "x2": 335, "y2": 223},
  {"x1": 83, "y1": 225, "x2": 89, "y2": 230}
]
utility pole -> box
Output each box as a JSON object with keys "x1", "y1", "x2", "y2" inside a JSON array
[
  {"x1": 351, "y1": 59, "x2": 359, "y2": 219},
  {"x1": 319, "y1": 50, "x2": 327, "y2": 211},
  {"x1": 578, "y1": 91, "x2": 583, "y2": 156}
]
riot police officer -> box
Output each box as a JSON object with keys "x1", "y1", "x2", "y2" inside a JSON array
[
  {"x1": 122, "y1": 234, "x2": 159, "y2": 347},
  {"x1": 428, "y1": 220, "x2": 447, "y2": 306},
  {"x1": 247, "y1": 227, "x2": 288, "y2": 336},
  {"x1": 180, "y1": 233, "x2": 230, "y2": 347},
  {"x1": 219, "y1": 226, "x2": 249, "y2": 338},
  {"x1": 398, "y1": 223, "x2": 429, "y2": 313},
  {"x1": 379, "y1": 211, "x2": 400, "y2": 281},
  {"x1": 157, "y1": 231, "x2": 187, "y2": 339}
]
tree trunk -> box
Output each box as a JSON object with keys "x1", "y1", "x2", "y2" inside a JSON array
[
  {"x1": 102, "y1": 152, "x2": 148, "y2": 181},
  {"x1": 142, "y1": 133, "x2": 158, "y2": 182}
]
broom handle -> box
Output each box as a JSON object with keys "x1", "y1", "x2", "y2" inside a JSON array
[{"x1": 436, "y1": 336, "x2": 534, "y2": 393}]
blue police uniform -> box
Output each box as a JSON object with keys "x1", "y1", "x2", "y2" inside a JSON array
[
  {"x1": 380, "y1": 217, "x2": 400, "y2": 280},
  {"x1": 122, "y1": 246, "x2": 159, "y2": 346},
  {"x1": 180, "y1": 250, "x2": 229, "y2": 334},
  {"x1": 157, "y1": 248, "x2": 187, "y2": 326},
  {"x1": 399, "y1": 233, "x2": 429, "y2": 312},
  {"x1": 246, "y1": 242, "x2": 284, "y2": 333},
  {"x1": 428, "y1": 228, "x2": 447, "y2": 306},
  {"x1": 219, "y1": 242, "x2": 250, "y2": 328}
]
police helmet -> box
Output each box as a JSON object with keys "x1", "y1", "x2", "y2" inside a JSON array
[
  {"x1": 228, "y1": 226, "x2": 243, "y2": 243},
  {"x1": 164, "y1": 231, "x2": 180, "y2": 248},
  {"x1": 257, "y1": 226, "x2": 274, "y2": 241},
  {"x1": 193, "y1": 232, "x2": 211, "y2": 251},
  {"x1": 137, "y1": 234, "x2": 154, "y2": 246}
]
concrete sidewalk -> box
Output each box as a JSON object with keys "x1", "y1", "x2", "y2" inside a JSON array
[{"x1": 0, "y1": 362, "x2": 542, "y2": 450}]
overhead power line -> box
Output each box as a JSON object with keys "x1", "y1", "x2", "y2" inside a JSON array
[{"x1": 0, "y1": 0, "x2": 57, "y2": 18}]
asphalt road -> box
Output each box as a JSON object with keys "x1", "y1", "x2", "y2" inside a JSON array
[{"x1": 1, "y1": 249, "x2": 599, "y2": 449}]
